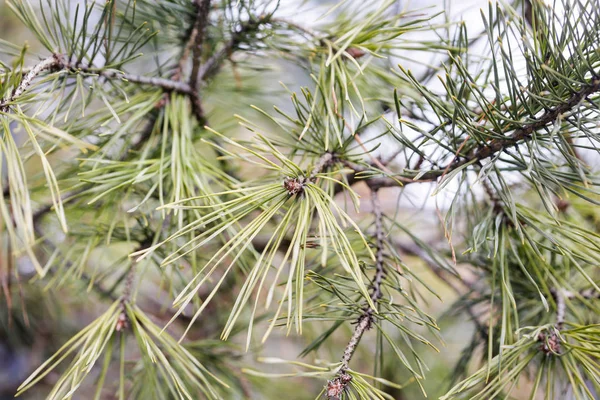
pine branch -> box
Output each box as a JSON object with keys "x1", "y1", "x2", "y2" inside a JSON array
[
  {"x1": 0, "y1": 53, "x2": 194, "y2": 117},
  {"x1": 56, "y1": 55, "x2": 193, "y2": 93},
  {"x1": 326, "y1": 188, "x2": 386, "y2": 400},
  {"x1": 197, "y1": 15, "x2": 271, "y2": 83},
  {"x1": 189, "y1": 0, "x2": 212, "y2": 90},
  {"x1": 284, "y1": 152, "x2": 334, "y2": 195},
  {"x1": 188, "y1": 0, "x2": 212, "y2": 124},
  {"x1": 0, "y1": 55, "x2": 58, "y2": 112},
  {"x1": 346, "y1": 78, "x2": 600, "y2": 189},
  {"x1": 89, "y1": 68, "x2": 193, "y2": 94}
]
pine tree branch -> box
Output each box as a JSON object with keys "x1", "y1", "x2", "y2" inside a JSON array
[
  {"x1": 0, "y1": 53, "x2": 194, "y2": 117},
  {"x1": 326, "y1": 188, "x2": 386, "y2": 400},
  {"x1": 57, "y1": 56, "x2": 193, "y2": 94},
  {"x1": 91, "y1": 68, "x2": 193, "y2": 93},
  {"x1": 0, "y1": 55, "x2": 59, "y2": 112},
  {"x1": 189, "y1": 0, "x2": 212, "y2": 90},
  {"x1": 197, "y1": 15, "x2": 271, "y2": 83},
  {"x1": 188, "y1": 0, "x2": 212, "y2": 124},
  {"x1": 344, "y1": 78, "x2": 600, "y2": 190}
]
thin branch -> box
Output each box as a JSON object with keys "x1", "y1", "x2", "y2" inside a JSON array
[
  {"x1": 197, "y1": 15, "x2": 270, "y2": 83},
  {"x1": 284, "y1": 152, "x2": 334, "y2": 195},
  {"x1": 369, "y1": 189, "x2": 386, "y2": 304},
  {"x1": 311, "y1": 152, "x2": 334, "y2": 178},
  {"x1": 188, "y1": 0, "x2": 212, "y2": 124},
  {"x1": 565, "y1": 288, "x2": 600, "y2": 300},
  {"x1": 93, "y1": 69, "x2": 192, "y2": 93},
  {"x1": 326, "y1": 188, "x2": 386, "y2": 400},
  {"x1": 58, "y1": 57, "x2": 193, "y2": 94},
  {"x1": 344, "y1": 79, "x2": 600, "y2": 190},
  {"x1": 0, "y1": 54, "x2": 193, "y2": 117},
  {"x1": 0, "y1": 55, "x2": 59, "y2": 112},
  {"x1": 189, "y1": 0, "x2": 212, "y2": 90},
  {"x1": 553, "y1": 288, "x2": 566, "y2": 330}
]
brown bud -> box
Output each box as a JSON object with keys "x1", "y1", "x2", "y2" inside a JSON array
[
  {"x1": 346, "y1": 47, "x2": 366, "y2": 59},
  {"x1": 283, "y1": 177, "x2": 305, "y2": 195},
  {"x1": 538, "y1": 331, "x2": 561, "y2": 355},
  {"x1": 115, "y1": 312, "x2": 128, "y2": 332},
  {"x1": 326, "y1": 378, "x2": 344, "y2": 399}
]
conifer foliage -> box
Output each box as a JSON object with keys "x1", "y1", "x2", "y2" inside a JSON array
[{"x1": 1, "y1": 0, "x2": 600, "y2": 398}]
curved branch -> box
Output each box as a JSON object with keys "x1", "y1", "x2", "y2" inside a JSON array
[
  {"x1": 345, "y1": 78, "x2": 600, "y2": 189},
  {"x1": 0, "y1": 55, "x2": 58, "y2": 112}
]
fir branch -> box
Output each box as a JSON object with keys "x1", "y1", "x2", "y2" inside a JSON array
[{"x1": 326, "y1": 188, "x2": 386, "y2": 399}]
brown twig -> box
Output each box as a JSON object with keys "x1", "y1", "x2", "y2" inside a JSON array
[
  {"x1": 189, "y1": 0, "x2": 212, "y2": 90},
  {"x1": 326, "y1": 188, "x2": 386, "y2": 399},
  {"x1": 187, "y1": 0, "x2": 212, "y2": 124},
  {"x1": 341, "y1": 79, "x2": 600, "y2": 190},
  {"x1": 196, "y1": 15, "x2": 270, "y2": 84}
]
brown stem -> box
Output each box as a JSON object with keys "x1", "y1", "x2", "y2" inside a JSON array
[
  {"x1": 327, "y1": 188, "x2": 386, "y2": 399},
  {"x1": 0, "y1": 54, "x2": 194, "y2": 117},
  {"x1": 343, "y1": 79, "x2": 600, "y2": 190},
  {"x1": 59, "y1": 58, "x2": 193, "y2": 94},
  {"x1": 188, "y1": 0, "x2": 212, "y2": 124},
  {"x1": 196, "y1": 15, "x2": 270, "y2": 83}
]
